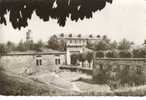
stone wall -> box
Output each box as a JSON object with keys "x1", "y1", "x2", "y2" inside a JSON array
[
  {"x1": 93, "y1": 58, "x2": 146, "y2": 86},
  {"x1": 0, "y1": 53, "x2": 66, "y2": 74}
]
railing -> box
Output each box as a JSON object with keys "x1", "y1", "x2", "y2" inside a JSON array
[{"x1": 59, "y1": 65, "x2": 92, "y2": 75}]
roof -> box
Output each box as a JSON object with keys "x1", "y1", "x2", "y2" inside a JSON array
[
  {"x1": 5, "y1": 49, "x2": 66, "y2": 56},
  {"x1": 58, "y1": 33, "x2": 101, "y2": 40}
]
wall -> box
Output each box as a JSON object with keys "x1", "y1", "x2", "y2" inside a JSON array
[
  {"x1": 93, "y1": 58, "x2": 146, "y2": 84},
  {"x1": 0, "y1": 53, "x2": 66, "y2": 74}
]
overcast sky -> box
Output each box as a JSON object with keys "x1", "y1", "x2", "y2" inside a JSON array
[{"x1": 0, "y1": 0, "x2": 146, "y2": 45}]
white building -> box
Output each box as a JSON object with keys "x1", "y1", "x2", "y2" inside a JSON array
[{"x1": 58, "y1": 34, "x2": 101, "y2": 65}]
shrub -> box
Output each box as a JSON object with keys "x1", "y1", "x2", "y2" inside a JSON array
[
  {"x1": 106, "y1": 51, "x2": 118, "y2": 58},
  {"x1": 71, "y1": 54, "x2": 78, "y2": 65},
  {"x1": 119, "y1": 51, "x2": 132, "y2": 58},
  {"x1": 96, "y1": 51, "x2": 104, "y2": 58},
  {"x1": 93, "y1": 64, "x2": 111, "y2": 84},
  {"x1": 133, "y1": 49, "x2": 146, "y2": 58}
]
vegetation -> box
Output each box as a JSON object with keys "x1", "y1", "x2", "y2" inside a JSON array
[
  {"x1": 118, "y1": 38, "x2": 133, "y2": 50},
  {"x1": 118, "y1": 51, "x2": 132, "y2": 58},
  {"x1": 105, "y1": 51, "x2": 118, "y2": 58},
  {"x1": 0, "y1": 0, "x2": 112, "y2": 29},
  {"x1": 47, "y1": 35, "x2": 66, "y2": 51},
  {"x1": 132, "y1": 48, "x2": 146, "y2": 58},
  {"x1": 71, "y1": 54, "x2": 79, "y2": 65},
  {"x1": 0, "y1": 43, "x2": 7, "y2": 56},
  {"x1": 96, "y1": 51, "x2": 104, "y2": 58}
]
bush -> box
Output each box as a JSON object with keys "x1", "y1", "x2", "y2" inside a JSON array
[
  {"x1": 71, "y1": 54, "x2": 78, "y2": 65},
  {"x1": 96, "y1": 51, "x2": 104, "y2": 58},
  {"x1": 106, "y1": 51, "x2": 118, "y2": 58},
  {"x1": 93, "y1": 64, "x2": 111, "y2": 84},
  {"x1": 119, "y1": 51, "x2": 132, "y2": 58},
  {"x1": 133, "y1": 49, "x2": 146, "y2": 58},
  {"x1": 118, "y1": 65, "x2": 146, "y2": 86}
]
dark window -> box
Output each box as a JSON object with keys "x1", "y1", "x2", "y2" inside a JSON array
[
  {"x1": 55, "y1": 59, "x2": 58, "y2": 65},
  {"x1": 36, "y1": 59, "x2": 42, "y2": 66},
  {"x1": 58, "y1": 59, "x2": 60, "y2": 64},
  {"x1": 136, "y1": 66, "x2": 143, "y2": 74},
  {"x1": 40, "y1": 59, "x2": 42, "y2": 65},
  {"x1": 55, "y1": 58, "x2": 61, "y2": 65},
  {"x1": 36, "y1": 59, "x2": 39, "y2": 66}
]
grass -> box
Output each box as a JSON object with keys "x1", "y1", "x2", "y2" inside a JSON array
[{"x1": 0, "y1": 67, "x2": 78, "y2": 96}]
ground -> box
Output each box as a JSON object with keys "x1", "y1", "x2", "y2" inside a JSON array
[
  {"x1": 27, "y1": 69, "x2": 111, "y2": 94},
  {"x1": 1, "y1": 65, "x2": 146, "y2": 96}
]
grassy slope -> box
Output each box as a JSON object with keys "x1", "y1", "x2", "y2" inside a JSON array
[{"x1": 0, "y1": 70, "x2": 78, "y2": 96}]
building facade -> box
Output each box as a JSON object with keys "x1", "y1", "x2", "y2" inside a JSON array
[
  {"x1": 59, "y1": 34, "x2": 100, "y2": 65},
  {"x1": 0, "y1": 50, "x2": 66, "y2": 74}
]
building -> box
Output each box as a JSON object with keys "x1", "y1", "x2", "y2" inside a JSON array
[
  {"x1": 58, "y1": 34, "x2": 100, "y2": 65},
  {"x1": 0, "y1": 49, "x2": 66, "y2": 74}
]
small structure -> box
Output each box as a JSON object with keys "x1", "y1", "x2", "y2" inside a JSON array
[{"x1": 0, "y1": 49, "x2": 66, "y2": 74}]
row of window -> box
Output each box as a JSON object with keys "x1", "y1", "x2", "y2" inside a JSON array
[
  {"x1": 68, "y1": 39, "x2": 86, "y2": 44},
  {"x1": 36, "y1": 58, "x2": 61, "y2": 66}
]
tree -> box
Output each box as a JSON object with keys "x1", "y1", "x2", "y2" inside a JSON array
[
  {"x1": 132, "y1": 48, "x2": 146, "y2": 58},
  {"x1": 95, "y1": 40, "x2": 110, "y2": 51},
  {"x1": 0, "y1": 43, "x2": 7, "y2": 56},
  {"x1": 33, "y1": 40, "x2": 44, "y2": 52},
  {"x1": 78, "y1": 53, "x2": 86, "y2": 67},
  {"x1": 0, "y1": 0, "x2": 112, "y2": 29},
  {"x1": 48, "y1": 35, "x2": 60, "y2": 50},
  {"x1": 6, "y1": 41, "x2": 16, "y2": 52},
  {"x1": 86, "y1": 40, "x2": 95, "y2": 50},
  {"x1": 86, "y1": 52, "x2": 93, "y2": 68},
  {"x1": 109, "y1": 40, "x2": 118, "y2": 50},
  {"x1": 70, "y1": 54, "x2": 78, "y2": 65},
  {"x1": 96, "y1": 51, "x2": 104, "y2": 58},
  {"x1": 119, "y1": 51, "x2": 132, "y2": 58},
  {"x1": 58, "y1": 39, "x2": 66, "y2": 51},
  {"x1": 106, "y1": 50, "x2": 118, "y2": 58},
  {"x1": 118, "y1": 38, "x2": 133, "y2": 50},
  {"x1": 48, "y1": 35, "x2": 66, "y2": 51},
  {"x1": 16, "y1": 40, "x2": 27, "y2": 51}
]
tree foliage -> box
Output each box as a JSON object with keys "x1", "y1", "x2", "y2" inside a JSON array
[
  {"x1": 105, "y1": 50, "x2": 118, "y2": 58},
  {"x1": 47, "y1": 35, "x2": 66, "y2": 51},
  {"x1": 0, "y1": 0, "x2": 112, "y2": 29},
  {"x1": 0, "y1": 43, "x2": 7, "y2": 56},
  {"x1": 119, "y1": 51, "x2": 132, "y2": 58},
  {"x1": 70, "y1": 54, "x2": 78, "y2": 65},
  {"x1": 118, "y1": 38, "x2": 133, "y2": 50},
  {"x1": 96, "y1": 51, "x2": 104, "y2": 58},
  {"x1": 132, "y1": 48, "x2": 146, "y2": 58}
]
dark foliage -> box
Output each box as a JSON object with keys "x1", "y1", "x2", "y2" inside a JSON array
[
  {"x1": 0, "y1": 0, "x2": 112, "y2": 29},
  {"x1": 133, "y1": 48, "x2": 146, "y2": 58},
  {"x1": 70, "y1": 54, "x2": 78, "y2": 65},
  {"x1": 96, "y1": 51, "x2": 104, "y2": 58},
  {"x1": 119, "y1": 51, "x2": 132, "y2": 58},
  {"x1": 0, "y1": 43, "x2": 7, "y2": 56},
  {"x1": 105, "y1": 51, "x2": 118, "y2": 58}
]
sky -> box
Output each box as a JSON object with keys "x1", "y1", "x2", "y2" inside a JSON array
[{"x1": 0, "y1": 0, "x2": 146, "y2": 45}]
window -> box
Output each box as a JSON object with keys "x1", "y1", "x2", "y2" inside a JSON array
[
  {"x1": 55, "y1": 58, "x2": 61, "y2": 65},
  {"x1": 70, "y1": 40, "x2": 72, "y2": 43},
  {"x1": 36, "y1": 59, "x2": 42, "y2": 66},
  {"x1": 136, "y1": 66, "x2": 143, "y2": 74},
  {"x1": 58, "y1": 59, "x2": 60, "y2": 64}
]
